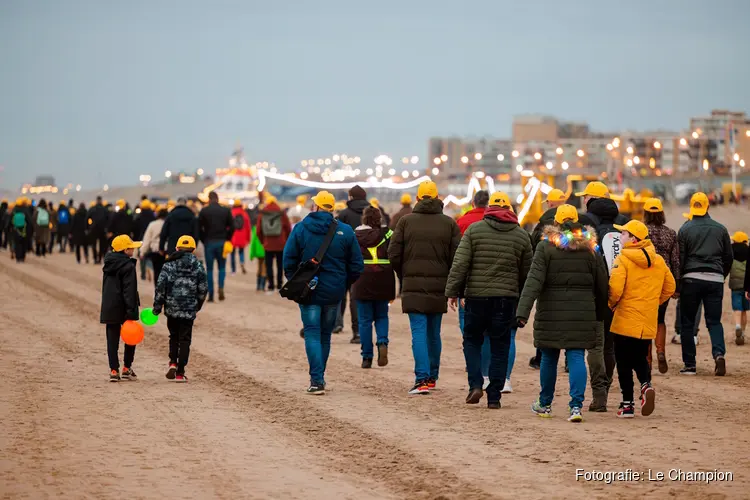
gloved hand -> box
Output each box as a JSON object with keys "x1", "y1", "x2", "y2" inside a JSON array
[{"x1": 516, "y1": 317, "x2": 527, "y2": 328}]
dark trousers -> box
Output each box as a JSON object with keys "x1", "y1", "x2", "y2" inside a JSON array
[
  {"x1": 167, "y1": 317, "x2": 194, "y2": 374},
  {"x1": 679, "y1": 278, "x2": 726, "y2": 366},
  {"x1": 58, "y1": 233, "x2": 69, "y2": 252},
  {"x1": 463, "y1": 297, "x2": 516, "y2": 402},
  {"x1": 336, "y1": 288, "x2": 359, "y2": 334},
  {"x1": 75, "y1": 243, "x2": 89, "y2": 263},
  {"x1": 106, "y1": 323, "x2": 136, "y2": 371},
  {"x1": 149, "y1": 253, "x2": 166, "y2": 286},
  {"x1": 35, "y1": 241, "x2": 47, "y2": 257},
  {"x1": 13, "y1": 232, "x2": 26, "y2": 262},
  {"x1": 265, "y1": 251, "x2": 284, "y2": 291},
  {"x1": 94, "y1": 232, "x2": 108, "y2": 263},
  {"x1": 614, "y1": 334, "x2": 651, "y2": 402},
  {"x1": 48, "y1": 232, "x2": 56, "y2": 253}
]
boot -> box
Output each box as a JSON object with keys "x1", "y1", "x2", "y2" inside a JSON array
[
  {"x1": 241, "y1": 263, "x2": 247, "y2": 274},
  {"x1": 218, "y1": 288, "x2": 225, "y2": 301},
  {"x1": 588, "y1": 392, "x2": 608, "y2": 412},
  {"x1": 256, "y1": 276, "x2": 262, "y2": 291}
]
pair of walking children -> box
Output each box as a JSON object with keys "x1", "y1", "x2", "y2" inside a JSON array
[{"x1": 100, "y1": 234, "x2": 207, "y2": 382}]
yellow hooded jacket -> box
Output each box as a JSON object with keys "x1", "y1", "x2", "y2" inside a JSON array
[{"x1": 608, "y1": 239, "x2": 676, "y2": 340}]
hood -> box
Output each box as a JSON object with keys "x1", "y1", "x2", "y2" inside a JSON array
[
  {"x1": 732, "y1": 242, "x2": 749, "y2": 263},
  {"x1": 103, "y1": 251, "x2": 135, "y2": 275},
  {"x1": 483, "y1": 206, "x2": 519, "y2": 228},
  {"x1": 262, "y1": 202, "x2": 282, "y2": 213},
  {"x1": 302, "y1": 211, "x2": 335, "y2": 235},
  {"x1": 462, "y1": 207, "x2": 486, "y2": 218},
  {"x1": 167, "y1": 250, "x2": 196, "y2": 263},
  {"x1": 169, "y1": 205, "x2": 195, "y2": 221},
  {"x1": 345, "y1": 198, "x2": 371, "y2": 215},
  {"x1": 621, "y1": 239, "x2": 657, "y2": 269},
  {"x1": 538, "y1": 207, "x2": 557, "y2": 224},
  {"x1": 586, "y1": 198, "x2": 620, "y2": 222},
  {"x1": 413, "y1": 197, "x2": 444, "y2": 215},
  {"x1": 542, "y1": 224, "x2": 599, "y2": 252},
  {"x1": 355, "y1": 225, "x2": 384, "y2": 247}
]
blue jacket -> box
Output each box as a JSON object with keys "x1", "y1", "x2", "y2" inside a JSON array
[{"x1": 283, "y1": 211, "x2": 364, "y2": 306}]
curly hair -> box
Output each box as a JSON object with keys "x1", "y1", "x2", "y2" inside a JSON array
[{"x1": 362, "y1": 206, "x2": 382, "y2": 228}]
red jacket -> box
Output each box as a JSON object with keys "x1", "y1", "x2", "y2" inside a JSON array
[
  {"x1": 457, "y1": 207, "x2": 486, "y2": 235},
  {"x1": 231, "y1": 207, "x2": 251, "y2": 248},
  {"x1": 256, "y1": 202, "x2": 292, "y2": 252}
]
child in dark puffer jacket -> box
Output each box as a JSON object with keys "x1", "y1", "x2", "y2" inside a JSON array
[
  {"x1": 729, "y1": 232, "x2": 749, "y2": 345},
  {"x1": 153, "y1": 235, "x2": 208, "y2": 382}
]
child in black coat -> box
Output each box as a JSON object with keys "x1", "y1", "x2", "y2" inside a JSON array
[{"x1": 100, "y1": 235, "x2": 142, "y2": 382}]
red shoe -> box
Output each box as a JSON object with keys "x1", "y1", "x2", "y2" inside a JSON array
[
  {"x1": 166, "y1": 364, "x2": 177, "y2": 380},
  {"x1": 121, "y1": 367, "x2": 137, "y2": 381},
  {"x1": 640, "y1": 383, "x2": 655, "y2": 416},
  {"x1": 427, "y1": 378, "x2": 437, "y2": 390},
  {"x1": 175, "y1": 374, "x2": 188, "y2": 383}
]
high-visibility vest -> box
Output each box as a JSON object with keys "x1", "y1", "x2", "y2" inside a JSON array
[{"x1": 363, "y1": 229, "x2": 393, "y2": 265}]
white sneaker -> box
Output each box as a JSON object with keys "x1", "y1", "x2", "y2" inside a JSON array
[
  {"x1": 671, "y1": 334, "x2": 681, "y2": 344},
  {"x1": 482, "y1": 376, "x2": 490, "y2": 390},
  {"x1": 501, "y1": 379, "x2": 513, "y2": 393},
  {"x1": 695, "y1": 335, "x2": 700, "y2": 346}
]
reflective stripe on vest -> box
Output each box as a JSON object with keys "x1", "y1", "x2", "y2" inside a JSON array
[{"x1": 363, "y1": 229, "x2": 393, "y2": 265}]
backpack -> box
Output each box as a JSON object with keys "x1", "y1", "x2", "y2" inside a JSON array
[
  {"x1": 58, "y1": 209, "x2": 70, "y2": 225},
  {"x1": 13, "y1": 211, "x2": 26, "y2": 229},
  {"x1": 261, "y1": 212, "x2": 283, "y2": 237},
  {"x1": 233, "y1": 214, "x2": 245, "y2": 230},
  {"x1": 36, "y1": 208, "x2": 49, "y2": 227}
]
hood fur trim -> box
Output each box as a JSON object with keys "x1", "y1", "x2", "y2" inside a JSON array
[{"x1": 542, "y1": 225, "x2": 599, "y2": 252}]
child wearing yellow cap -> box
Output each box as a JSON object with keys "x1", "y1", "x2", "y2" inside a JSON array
[
  {"x1": 608, "y1": 220, "x2": 676, "y2": 418},
  {"x1": 729, "y1": 231, "x2": 749, "y2": 344},
  {"x1": 152, "y1": 235, "x2": 208, "y2": 382},
  {"x1": 100, "y1": 235, "x2": 142, "y2": 382}
]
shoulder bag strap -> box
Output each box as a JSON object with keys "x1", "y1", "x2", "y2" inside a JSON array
[{"x1": 312, "y1": 221, "x2": 338, "y2": 264}]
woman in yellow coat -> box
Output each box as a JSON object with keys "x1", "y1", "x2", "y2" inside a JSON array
[{"x1": 608, "y1": 220, "x2": 676, "y2": 419}]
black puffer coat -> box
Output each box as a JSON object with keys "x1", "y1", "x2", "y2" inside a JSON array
[
  {"x1": 337, "y1": 199, "x2": 371, "y2": 230},
  {"x1": 100, "y1": 251, "x2": 140, "y2": 324}
]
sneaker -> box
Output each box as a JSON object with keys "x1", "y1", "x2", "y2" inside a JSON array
[
  {"x1": 531, "y1": 399, "x2": 552, "y2": 418},
  {"x1": 332, "y1": 326, "x2": 343, "y2": 334},
  {"x1": 207, "y1": 296, "x2": 215, "y2": 303},
  {"x1": 218, "y1": 289, "x2": 225, "y2": 301},
  {"x1": 109, "y1": 369, "x2": 120, "y2": 383},
  {"x1": 528, "y1": 356, "x2": 540, "y2": 370},
  {"x1": 568, "y1": 407, "x2": 584, "y2": 423},
  {"x1": 377, "y1": 344, "x2": 388, "y2": 367},
  {"x1": 408, "y1": 381, "x2": 430, "y2": 395},
  {"x1": 482, "y1": 376, "x2": 490, "y2": 390},
  {"x1": 426, "y1": 378, "x2": 437, "y2": 390},
  {"x1": 657, "y1": 352, "x2": 668, "y2": 374},
  {"x1": 501, "y1": 379, "x2": 513, "y2": 394},
  {"x1": 715, "y1": 356, "x2": 726, "y2": 376},
  {"x1": 487, "y1": 401, "x2": 501, "y2": 409},
  {"x1": 166, "y1": 363, "x2": 177, "y2": 380},
  {"x1": 680, "y1": 366, "x2": 697, "y2": 376},
  {"x1": 264, "y1": 290, "x2": 274, "y2": 296},
  {"x1": 640, "y1": 383, "x2": 655, "y2": 416},
  {"x1": 671, "y1": 334, "x2": 681, "y2": 344},
  {"x1": 350, "y1": 334, "x2": 360, "y2": 344},
  {"x1": 617, "y1": 402, "x2": 635, "y2": 418},
  {"x1": 175, "y1": 374, "x2": 188, "y2": 383},
  {"x1": 735, "y1": 327, "x2": 745, "y2": 346},
  {"x1": 307, "y1": 384, "x2": 325, "y2": 395},
  {"x1": 465, "y1": 388, "x2": 483, "y2": 404},
  {"x1": 695, "y1": 335, "x2": 699, "y2": 346},
  {"x1": 121, "y1": 367, "x2": 137, "y2": 381},
  {"x1": 361, "y1": 358, "x2": 372, "y2": 369}
]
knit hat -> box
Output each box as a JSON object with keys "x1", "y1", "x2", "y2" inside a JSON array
[{"x1": 349, "y1": 185, "x2": 366, "y2": 200}]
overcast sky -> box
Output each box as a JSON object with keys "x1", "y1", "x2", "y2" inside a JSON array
[{"x1": 1, "y1": 0, "x2": 748, "y2": 189}]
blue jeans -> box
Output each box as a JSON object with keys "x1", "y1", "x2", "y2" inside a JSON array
[
  {"x1": 539, "y1": 348, "x2": 587, "y2": 409},
  {"x1": 230, "y1": 246, "x2": 245, "y2": 273},
  {"x1": 204, "y1": 241, "x2": 227, "y2": 297},
  {"x1": 463, "y1": 297, "x2": 516, "y2": 401},
  {"x1": 460, "y1": 301, "x2": 516, "y2": 379},
  {"x1": 732, "y1": 290, "x2": 750, "y2": 311},
  {"x1": 680, "y1": 278, "x2": 726, "y2": 366},
  {"x1": 300, "y1": 304, "x2": 338, "y2": 385},
  {"x1": 408, "y1": 313, "x2": 443, "y2": 382},
  {"x1": 357, "y1": 300, "x2": 389, "y2": 359}
]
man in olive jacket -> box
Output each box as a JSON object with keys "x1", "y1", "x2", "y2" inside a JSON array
[
  {"x1": 445, "y1": 192, "x2": 532, "y2": 408},
  {"x1": 389, "y1": 181, "x2": 461, "y2": 395}
]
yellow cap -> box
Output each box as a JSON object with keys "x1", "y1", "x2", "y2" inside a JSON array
[
  {"x1": 176, "y1": 235, "x2": 197, "y2": 250},
  {"x1": 111, "y1": 235, "x2": 142, "y2": 252},
  {"x1": 489, "y1": 191, "x2": 512, "y2": 208},
  {"x1": 554, "y1": 204, "x2": 579, "y2": 224},
  {"x1": 417, "y1": 180, "x2": 438, "y2": 199},
  {"x1": 16, "y1": 197, "x2": 24, "y2": 206},
  {"x1": 575, "y1": 181, "x2": 609, "y2": 198},
  {"x1": 89, "y1": 201, "x2": 96, "y2": 208},
  {"x1": 546, "y1": 189, "x2": 567, "y2": 203},
  {"x1": 683, "y1": 192, "x2": 709, "y2": 219},
  {"x1": 264, "y1": 195, "x2": 277, "y2": 206},
  {"x1": 732, "y1": 231, "x2": 749, "y2": 244},
  {"x1": 312, "y1": 191, "x2": 336, "y2": 211},
  {"x1": 400, "y1": 193, "x2": 412, "y2": 205},
  {"x1": 233, "y1": 199, "x2": 243, "y2": 207},
  {"x1": 167, "y1": 199, "x2": 176, "y2": 207},
  {"x1": 334, "y1": 201, "x2": 347, "y2": 211},
  {"x1": 643, "y1": 197, "x2": 663, "y2": 213},
  {"x1": 140, "y1": 199, "x2": 152, "y2": 210},
  {"x1": 116, "y1": 199, "x2": 126, "y2": 209},
  {"x1": 369, "y1": 198, "x2": 380, "y2": 209},
  {"x1": 296, "y1": 195, "x2": 308, "y2": 205},
  {"x1": 614, "y1": 220, "x2": 649, "y2": 241}
]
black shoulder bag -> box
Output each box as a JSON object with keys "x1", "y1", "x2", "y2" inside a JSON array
[{"x1": 279, "y1": 221, "x2": 337, "y2": 304}]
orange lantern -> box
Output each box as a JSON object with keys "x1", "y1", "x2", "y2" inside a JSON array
[{"x1": 121, "y1": 320, "x2": 145, "y2": 346}]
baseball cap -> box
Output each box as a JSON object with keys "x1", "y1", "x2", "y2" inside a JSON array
[
  {"x1": 400, "y1": 193, "x2": 412, "y2": 205},
  {"x1": 264, "y1": 195, "x2": 278, "y2": 206},
  {"x1": 643, "y1": 198, "x2": 664, "y2": 213},
  {"x1": 296, "y1": 195, "x2": 308, "y2": 205},
  {"x1": 233, "y1": 199, "x2": 243, "y2": 207},
  {"x1": 732, "y1": 231, "x2": 749, "y2": 244},
  {"x1": 369, "y1": 197, "x2": 380, "y2": 208},
  {"x1": 140, "y1": 199, "x2": 152, "y2": 210},
  {"x1": 176, "y1": 235, "x2": 197, "y2": 250},
  {"x1": 554, "y1": 204, "x2": 579, "y2": 224},
  {"x1": 614, "y1": 220, "x2": 649, "y2": 241},
  {"x1": 417, "y1": 180, "x2": 438, "y2": 199},
  {"x1": 116, "y1": 199, "x2": 126, "y2": 209},
  {"x1": 546, "y1": 189, "x2": 567, "y2": 203},
  {"x1": 575, "y1": 181, "x2": 610, "y2": 198},
  {"x1": 312, "y1": 191, "x2": 336, "y2": 211},
  {"x1": 683, "y1": 192, "x2": 709, "y2": 219},
  {"x1": 489, "y1": 191, "x2": 512, "y2": 208},
  {"x1": 111, "y1": 235, "x2": 142, "y2": 252}
]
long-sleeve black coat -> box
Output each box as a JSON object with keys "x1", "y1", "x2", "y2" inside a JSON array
[
  {"x1": 160, "y1": 205, "x2": 201, "y2": 254},
  {"x1": 71, "y1": 207, "x2": 89, "y2": 246},
  {"x1": 100, "y1": 251, "x2": 140, "y2": 324}
]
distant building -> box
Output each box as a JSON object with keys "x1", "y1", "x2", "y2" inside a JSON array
[{"x1": 688, "y1": 110, "x2": 750, "y2": 174}]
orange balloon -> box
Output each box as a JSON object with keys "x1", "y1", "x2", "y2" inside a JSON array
[{"x1": 121, "y1": 320, "x2": 145, "y2": 346}]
